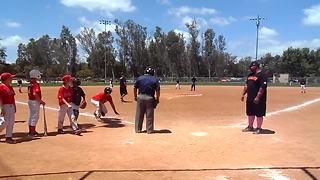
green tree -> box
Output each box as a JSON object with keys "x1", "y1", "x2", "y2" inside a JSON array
[
  {"x1": 186, "y1": 20, "x2": 200, "y2": 76},
  {"x1": 203, "y1": 29, "x2": 216, "y2": 78},
  {"x1": 115, "y1": 19, "x2": 148, "y2": 77},
  {"x1": 0, "y1": 39, "x2": 7, "y2": 64},
  {"x1": 60, "y1": 25, "x2": 78, "y2": 76}
]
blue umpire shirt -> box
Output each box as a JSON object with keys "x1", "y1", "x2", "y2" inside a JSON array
[{"x1": 134, "y1": 74, "x2": 160, "y2": 97}]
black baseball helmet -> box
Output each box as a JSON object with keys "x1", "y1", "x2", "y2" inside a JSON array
[
  {"x1": 249, "y1": 61, "x2": 260, "y2": 68},
  {"x1": 73, "y1": 78, "x2": 81, "y2": 86},
  {"x1": 104, "y1": 87, "x2": 112, "y2": 94},
  {"x1": 145, "y1": 67, "x2": 155, "y2": 76}
]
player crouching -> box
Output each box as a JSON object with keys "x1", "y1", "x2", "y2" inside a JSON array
[
  {"x1": 27, "y1": 69, "x2": 46, "y2": 136},
  {"x1": 71, "y1": 79, "x2": 86, "y2": 135},
  {"x1": 91, "y1": 87, "x2": 119, "y2": 121}
]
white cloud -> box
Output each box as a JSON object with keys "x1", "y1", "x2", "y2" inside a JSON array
[
  {"x1": 259, "y1": 27, "x2": 278, "y2": 39},
  {"x1": 303, "y1": 4, "x2": 320, "y2": 26},
  {"x1": 210, "y1": 16, "x2": 237, "y2": 26},
  {"x1": 0, "y1": 35, "x2": 24, "y2": 47},
  {"x1": 60, "y1": 0, "x2": 135, "y2": 12},
  {"x1": 182, "y1": 16, "x2": 193, "y2": 25},
  {"x1": 174, "y1": 29, "x2": 190, "y2": 39},
  {"x1": 258, "y1": 27, "x2": 320, "y2": 56},
  {"x1": 77, "y1": 17, "x2": 116, "y2": 33},
  {"x1": 169, "y1": 6, "x2": 217, "y2": 17},
  {"x1": 5, "y1": 21, "x2": 21, "y2": 28},
  {"x1": 260, "y1": 38, "x2": 320, "y2": 56},
  {"x1": 169, "y1": 6, "x2": 236, "y2": 29}
]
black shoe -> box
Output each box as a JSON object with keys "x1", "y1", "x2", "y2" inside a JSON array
[
  {"x1": 5, "y1": 138, "x2": 16, "y2": 144},
  {"x1": 242, "y1": 126, "x2": 255, "y2": 132},
  {"x1": 94, "y1": 112, "x2": 101, "y2": 121},
  {"x1": 57, "y1": 129, "x2": 65, "y2": 134},
  {"x1": 74, "y1": 129, "x2": 82, "y2": 136},
  {"x1": 253, "y1": 128, "x2": 263, "y2": 134}
]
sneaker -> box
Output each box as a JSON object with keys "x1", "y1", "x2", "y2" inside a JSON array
[
  {"x1": 5, "y1": 138, "x2": 16, "y2": 144},
  {"x1": 242, "y1": 126, "x2": 254, "y2": 132},
  {"x1": 94, "y1": 112, "x2": 101, "y2": 120},
  {"x1": 74, "y1": 129, "x2": 82, "y2": 136},
  {"x1": 28, "y1": 131, "x2": 40, "y2": 137},
  {"x1": 57, "y1": 129, "x2": 65, "y2": 134},
  {"x1": 253, "y1": 128, "x2": 263, "y2": 134}
]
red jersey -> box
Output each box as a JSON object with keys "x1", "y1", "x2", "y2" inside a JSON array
[
  {"x1": 28, "y1": 80, "x2": 42, "y2": 100},
  {"x1": 92, "y1": 93, "x2": 113, "y2": 104},
  {"x1": 57, "y1": 86, "x2": 73, "y2": 106},
  {"x1": 0, "y1": 83, "x2": 15, "y2": 104}
]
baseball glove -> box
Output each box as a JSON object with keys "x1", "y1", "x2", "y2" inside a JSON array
[{"x1": 79, "y1": 101, "x2": 87, "y2": 109}]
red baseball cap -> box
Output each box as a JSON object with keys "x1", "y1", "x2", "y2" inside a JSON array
[
  {"x1": 1, "y1": 72, "x2": 16, "y2": 81},
  {"x1": 62, "y1": 75, "x2": 74, "y2": 82}
]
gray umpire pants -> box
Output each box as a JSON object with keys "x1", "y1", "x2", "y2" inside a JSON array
[{"x1": 135, "y1": 94, "x2": 154, "y2": 133}]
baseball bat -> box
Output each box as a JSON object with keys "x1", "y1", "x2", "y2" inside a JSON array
[{"x1": 43, "y1": 105, "x2": 48, "y2": 136}]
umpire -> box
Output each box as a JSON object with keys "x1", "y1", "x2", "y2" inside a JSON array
[
  {"x1": 241, "y1": 61, "x2": 268, "y2": 134},
  {"x1": 134, "y1": 67, "x2": 160, "y2": 134}
]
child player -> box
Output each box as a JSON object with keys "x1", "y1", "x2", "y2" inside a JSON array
[
  {"x1": 91, "y1": 87, "x2": 119, "y2": 121},
  {"x1": 71, "y1": 78, "x2": 85, "y2": 135},
  {"x1": 0, "y1": 72, "x2": 16, "y2": 144},
  {"x1": 57, "y1": 75, "x2": 78, "y2": 134},
  {"x1": 27, "y1": 69, "x2": 46, "y2": 136}
]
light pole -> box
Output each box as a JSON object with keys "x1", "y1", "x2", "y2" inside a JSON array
[
  {"x1": 250, "y1": 15, "x2": 265, "y2": 61},
  {"x1": 100, "y1": 19, "x2": 111, "y2": 83}
]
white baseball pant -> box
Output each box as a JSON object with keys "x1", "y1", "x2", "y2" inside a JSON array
[
  {"x1": 0, "y1": 104, "x2": 15, "y2": 138},
  {"x1": 28, "y1": 100, "x2": 40, "y2": 126},
  {"x1": 57, "y1": 104, "x2": 73, "y2": 130},
  {"x1": 91, "y1": 99, "x2": 107, "y2": 117}
]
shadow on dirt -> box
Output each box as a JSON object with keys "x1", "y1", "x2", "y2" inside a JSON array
[
  {"x1": 0, "y1": 132, "x2": 40, "y2": 144},
  {"x1": 138, "y1": 129, "x2": 172, "y2": 134},
  {"x1": 258, "y1": 129, "x2": 276, "y2": 134},
  {"x1": 99, "y1": 118, "x2": 125, "y2": 128}
]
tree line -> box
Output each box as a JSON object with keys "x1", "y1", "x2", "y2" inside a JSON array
[{"x1": 0, "y1": 19, "x2": 319, "y2": 80}]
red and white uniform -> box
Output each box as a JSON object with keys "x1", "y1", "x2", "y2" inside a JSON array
[
  {"x1": 91, "y1": 92, "x2": 113, "y2": 117},
  {"x1": 57, "y1": 86, "x2": 73, "y2": 130},
  {"x1": 28, "y1": 80, "x2": 42, "y2": 126},
  {"x1": 0, "y1": 84, "x2": 16, "y2": 138}
]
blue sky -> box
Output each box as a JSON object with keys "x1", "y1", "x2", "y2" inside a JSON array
[{"x1": 1, "y1": 0, "x2": 320, "y2": 63}]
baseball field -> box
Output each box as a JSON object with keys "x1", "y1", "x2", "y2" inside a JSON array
[{"x1": 0, "y1": 85, "x2": 320, "y2": 179}]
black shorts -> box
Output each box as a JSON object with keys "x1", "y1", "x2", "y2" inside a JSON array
[
  {"x1": 246, "y1": 101, "x2": 266, "y2": 117},
  {"x1": 120, "y1": 86, "x2": 127, "y2": 96}
]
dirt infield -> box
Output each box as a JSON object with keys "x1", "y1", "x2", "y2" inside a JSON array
[{"x1": 0, "y1": 85, "x2": 320, "y2": 179}]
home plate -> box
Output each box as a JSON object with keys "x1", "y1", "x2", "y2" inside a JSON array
[{"x1": 189, "y1": 132, "x2": 208, "y2": 136}]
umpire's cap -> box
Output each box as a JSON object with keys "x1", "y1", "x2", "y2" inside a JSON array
[
  {"x1": 249, "y1": 61, "x2": 260, "y2": 68},
  {"x1": 104, "y1": 87, "x2": 112, "y2": 94},
  {"x1": 145, "y1": 67, "x2": 155, "y2": 76}
]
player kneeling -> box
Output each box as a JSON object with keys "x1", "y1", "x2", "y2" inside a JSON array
[{"x1": 91, "y1": 87, "x2": 119, "y2": 121}]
